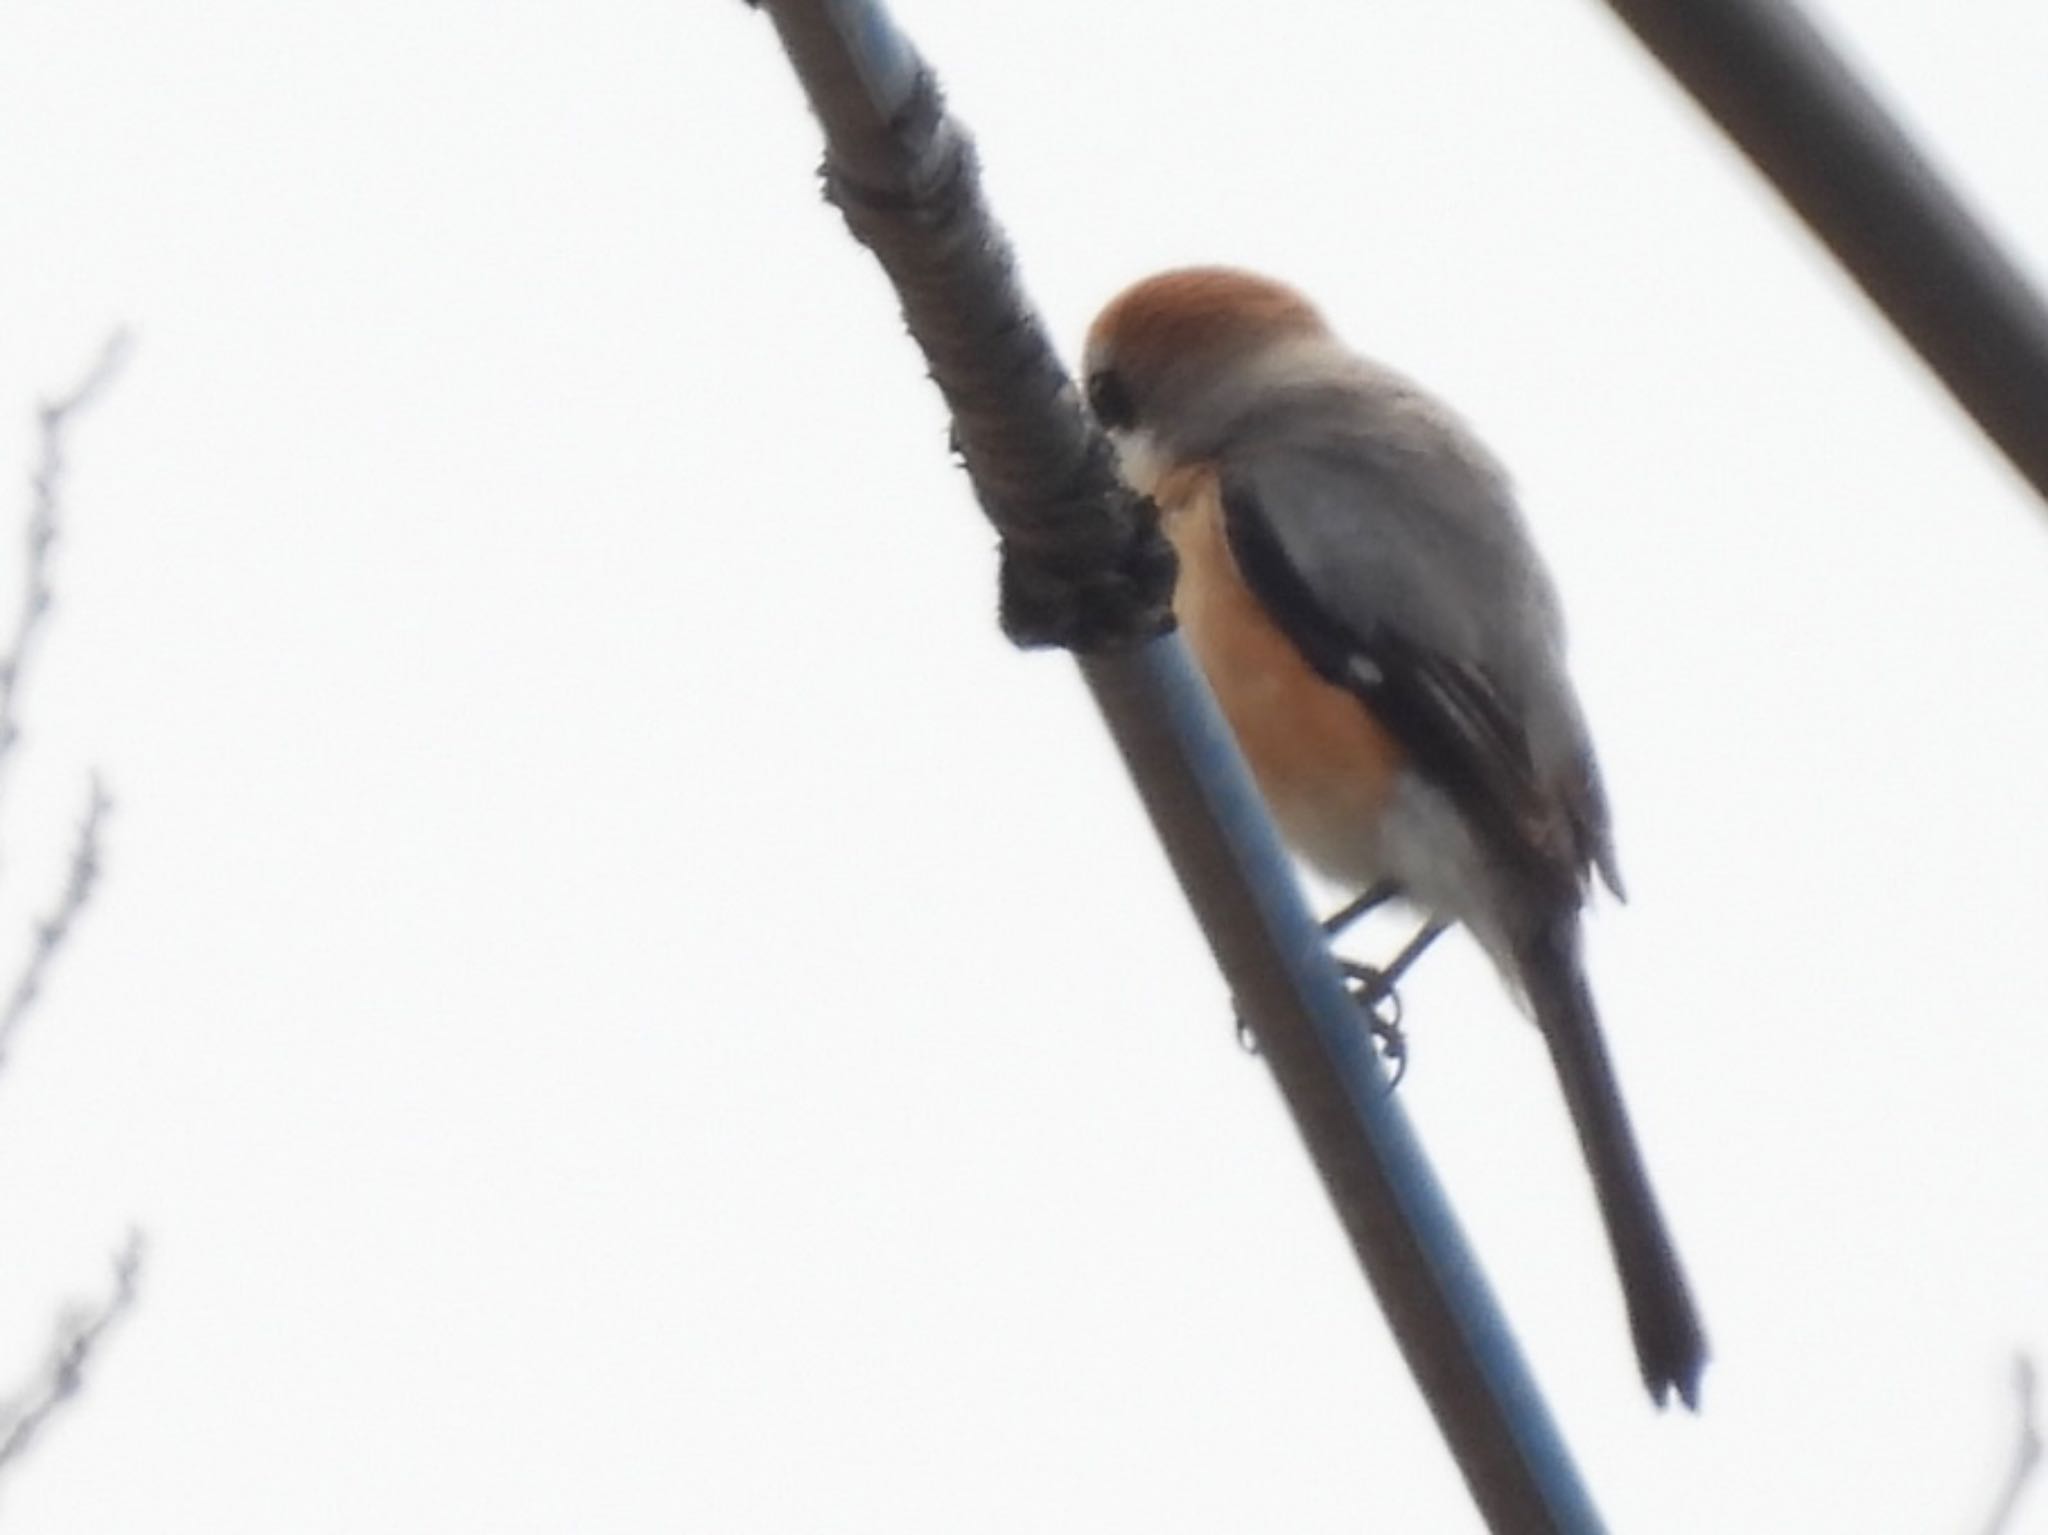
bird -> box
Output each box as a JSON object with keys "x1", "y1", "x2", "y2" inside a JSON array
[{"x1": 1081, "y1": 266, "x2": 1706, "y2": 1409}]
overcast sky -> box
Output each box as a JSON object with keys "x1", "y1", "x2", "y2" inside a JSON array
[{"x1": 1, "y1": 1, "x2": 2046, "y2": 1530}]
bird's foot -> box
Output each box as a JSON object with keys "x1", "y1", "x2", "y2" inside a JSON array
[{"x1": 1231, "y1": 962, "x2": 1409, "y2": 1086}]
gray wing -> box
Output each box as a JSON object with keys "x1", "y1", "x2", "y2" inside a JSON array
[{"x1": 1219, "y1": 421, "x2": 1621, "y2": 903}]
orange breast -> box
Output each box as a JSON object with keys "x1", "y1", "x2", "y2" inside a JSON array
[{"x1": 1155, "y1": 464, "x2": 1405, "y2": 839}]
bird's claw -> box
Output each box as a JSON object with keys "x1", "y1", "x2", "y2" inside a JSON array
[{"x1": 1341, "y1": 961, "x2": 1408, "y2": 1089}]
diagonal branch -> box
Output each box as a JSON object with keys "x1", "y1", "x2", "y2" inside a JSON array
[
  {"x1": 755, "y1": 5, "x2": 1605, "y2": 1530},
  {"x1": 0, "y1": 332, "x2": 132, "y2": 827},
  {"x1": 0, "y1": 776, "x2": 111, "y2": 1078},
  {"x1": 1599, "y1": 0, "x2": 2048, "y2": 513},
  {"x1": 1978, "y1": 1352, "x2": 2043, "y2": 1535},
  {"x1": 0, "y1": 1230, "x2": 145, "y2": 1476}
]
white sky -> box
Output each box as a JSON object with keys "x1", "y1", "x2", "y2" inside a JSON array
[{"x1": 1, "y1": 0, "x2": 2046, "y2": 1530}]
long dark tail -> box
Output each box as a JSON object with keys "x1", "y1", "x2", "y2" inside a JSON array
[{"x1": 1517, "y1": 917, "x2": 1707, "y2": 1409}]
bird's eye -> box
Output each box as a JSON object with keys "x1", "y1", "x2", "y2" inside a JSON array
[{"x1": 1085, "y1": 368, "x2": 1136, "y2": 430}]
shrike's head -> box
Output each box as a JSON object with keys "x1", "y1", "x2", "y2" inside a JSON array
[{"x1": 1082, "y1": 267, "x2": 1334, "y2": 483}]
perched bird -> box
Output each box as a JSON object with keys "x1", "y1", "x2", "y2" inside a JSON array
[{"x1": 1082, "y1": 267, "x2": 1706, "y2": 1408}]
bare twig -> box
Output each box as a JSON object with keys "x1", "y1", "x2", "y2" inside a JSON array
[
  {"x1": 0, "y1": 331, "x2": 132, "y2": 825},
  {"x1": 0, "y1": 1230, "x2": 145, "y2": 1476},
  {"x1": 1979, "y1": 1352, "x2": 2044, "y2": 1535},
  {"x1": 0, "y1": 777, "x2": 110, "y2": 1077}
]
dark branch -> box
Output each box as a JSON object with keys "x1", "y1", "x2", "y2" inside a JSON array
[
  {"x1": 761, "y1": 11, "x2": 1173, "y2": 653},
  {"x1": 1601, "y1": 0, "x2": 2048, "y2": 514}
]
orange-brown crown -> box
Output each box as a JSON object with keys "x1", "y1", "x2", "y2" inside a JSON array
[{"x1": 1085, "y1": 267, "x2": 1329, "y2": 379}]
